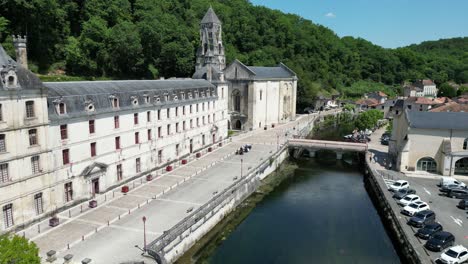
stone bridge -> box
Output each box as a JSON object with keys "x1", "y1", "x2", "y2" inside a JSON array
[{"x1": 288, "y1": 139, "x2": 368, "y2": 159}]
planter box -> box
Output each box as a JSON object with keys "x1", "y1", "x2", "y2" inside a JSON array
[
  {"x1": 208, "y1": 147, "x2": 213, "y2": 152},
  {"x1": 49, "y1": 217, "x2": 59, "y2": 227},
  {"x1": 196, "y1": 153, "x2": 201, "y2": 158},
  {"x1": 181, "y1": 159, "x2": 188, "y2": 165},
  {"x1": 146, "y1": 174, "x2": 153, "y2": 181},
  {"x1": 166, "y1": 165, "x2": 173, "y2": 172},
  {"x1": 89, "y1": 200, "x2": 97, "y2": 208},
  {"x1": 121, "y1": 185, "x2": 129, "y2": 193}
]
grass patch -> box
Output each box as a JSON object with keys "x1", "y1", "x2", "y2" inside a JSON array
[{"x1": 175, "y1": 161, "x2": 298, "y2": 264}]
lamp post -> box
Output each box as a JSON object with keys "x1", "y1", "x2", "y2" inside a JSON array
[
  {"x1": 240, "y1": 158, "x2": 243, "y2": 178},
  {"x1": 142, "y1": 216, "x2": 147, "y2": 252}
]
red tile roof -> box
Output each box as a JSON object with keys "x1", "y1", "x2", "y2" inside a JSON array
[{"x1": 430, "y1": 102, "x2": 468, "y2": 112}]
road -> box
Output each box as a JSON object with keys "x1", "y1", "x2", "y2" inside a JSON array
[
  {"x1": 368, "y1": 128, "x2": 468, "y2": 262},
  {"x1": 27, "y1": 113, "x2": 319, "y2": 264}
]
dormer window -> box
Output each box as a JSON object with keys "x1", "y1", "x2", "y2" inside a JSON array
[
  {"x1": 131, "y1": 96, "x2": 139, "y2": 106},
  {"x1": 174, "y1": 95, "x2": 178, "y2": 101},
  {"x1": 188, "y1": 92, "x2": 193, "y2": 99},
  {"x1": 109, "y1": 96, "x2": 119, "y2": 108},
  {"x1": 58, "y1": 103, "x2": 66, "y2": 115},
  {"x1": 181, "y1": 92, "x2": 185, "y2": 100},
  {"x1": 155, "y1": 96, "x2": 161, "y2": 103},
  {"x1": 164, "y1": 93, "x2": 169, "y2": 101},
  {"x1": 144, "y1": 95, "x2": 150, "y2": 104},
  {"x1": 7, "y1": 76, "x2": 14, "y2": 86},
  {"x1": 195, "y1": 91, "x2": 199, "y2": 98}
]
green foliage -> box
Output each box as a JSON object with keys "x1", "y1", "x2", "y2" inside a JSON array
[
  {"x1": 0, "y1": 234, "x2": 40, "y2": 264},
  {"x1": 355, "y1": 110, "x2": 384, "y2": 130},
  {"x1": 458, "y1": 86, "x2": 468, "y2": 96},
  {"x1": 343, "y1": 104, "x2": 356, "y2": 112},
  {"x1": 438, "y1": 83, "x2": 457, "y2": 97},
  {"x1": 0, "y1": 0, "x2": 467, "y2": 104}
]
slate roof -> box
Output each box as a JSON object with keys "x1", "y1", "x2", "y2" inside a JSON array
[
  {"x1": 247, "y1": 65, "x2": 296, "y2": 79},
  {"x1": 0, "y1": 44, "x2": 43, "y2": 90},
  {"x1": 406, "y1": 109, "x2": 468, "y2": 130},
  {"x1": 201, "y1": 7, "x2": 221, "y2": 24},
  {"x1": 44, "y1": 79, "x2": 216, "y2": 120}
]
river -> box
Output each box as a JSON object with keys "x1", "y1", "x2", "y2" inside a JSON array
[{"x1": 208, "y1": 159, "x2": 401, "y2": 264}]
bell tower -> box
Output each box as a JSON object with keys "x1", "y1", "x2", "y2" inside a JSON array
[{"x1": 195, "y1": 7, "x2": 226, "y2": 72}]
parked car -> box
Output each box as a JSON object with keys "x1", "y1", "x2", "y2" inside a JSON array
[
  {"x1": 439, "y1": 177, "x2": 466, "y2": 188},
  {"x1": 393, "y1": 188, "x2": 416, "y2": 200},
  {"x1": 381, "y1": 137, "x2": 389, "y2": 145},
  {"x1": 457, "y1": 199, "x2": 468, "y2": 210},
  {"x1": 446, "y1": 188, "x2": 468, "y2": 199},
  {"x1": 416, "y1": 222, "x2": 443, "y2": 240},
  {"x1": 407, "y1": 210, "x2": 436, "y2": 228},
  {"x1": 440, "y1": 184, "x2": 464, "y2": 193},
  {"x1": 438, "y1": 245, "x2": 468, "y2": 264},
  {"x1": 397, "y1": 194, "x2": 421, "y2": 206},
  {"x1": 401, "y1": 201, "x2": 430, "y2": 216},
  {"x1": 425, "y1": 231, "x2": 455, "y2": 252},
  {"x1": 389, "y1": 180, "x2": 410, "y2": 192}
]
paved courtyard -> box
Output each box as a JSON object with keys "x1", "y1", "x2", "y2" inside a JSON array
[{"x1": 26, "y1": 114, "x2": 318, "y2": 263}]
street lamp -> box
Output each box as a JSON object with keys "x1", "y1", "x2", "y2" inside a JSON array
[
  {"x1": 142, "y1": 216, "x2": 147, "y2": 252},
  {"x1": 240, "y1": 158, "x2": 243, "y2": 178}
]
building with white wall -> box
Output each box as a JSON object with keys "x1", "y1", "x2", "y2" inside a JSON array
[
  {"x1": 0, "y1": 43, "x2": 228, "y2": 233},
  {"x1": 389, "y1": 110, "x2": 468, "y2": 176}
]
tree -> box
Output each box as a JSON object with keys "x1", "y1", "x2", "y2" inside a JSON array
[
  {"x1": 355, "y1": 110, "x2": 383, "y2": 130},
  {"x1": 0, "y1": 235, "x2": 40, "y2": 264},
  {"x1": 438, "y1": 83, "x2": 457, "y2": 98},
  {"x1": 457, "y1": 86, "x2": 468, "y2": 96},
  {"x1": 343, "y1": 104, "x2": 355, "y2": 112}
]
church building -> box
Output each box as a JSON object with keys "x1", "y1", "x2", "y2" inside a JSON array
[{"x1": 193, "y1": 7, "x2": 298, "y2": 131}]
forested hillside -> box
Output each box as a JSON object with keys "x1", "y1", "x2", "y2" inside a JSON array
[{"x1": 0, "y1": 0, "x2": 467, "y2": 109}]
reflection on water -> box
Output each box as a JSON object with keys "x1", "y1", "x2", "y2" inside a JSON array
[{"x1": 209, "y1": 159, "x2": 400, "y2": 264}]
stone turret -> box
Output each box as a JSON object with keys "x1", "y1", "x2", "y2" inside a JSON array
[
  {"x1": 195, "y1": 7, "x2": 225, "y2": 73},
  {"x1": 13, "y1": 35, "x2": 28, "y2": 69}
]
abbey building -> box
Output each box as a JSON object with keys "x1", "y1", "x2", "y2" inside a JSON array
[{"x1": 0, "y1": 7, "x2": 296, "y2": 232}]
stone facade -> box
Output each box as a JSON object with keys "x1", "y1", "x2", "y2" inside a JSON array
[
  {"x1": 389, "y1": 110, "x2": 468, "y2": 176},
  {"x1": 0, "y1": 44, "x2": 228, "y2": 232}
]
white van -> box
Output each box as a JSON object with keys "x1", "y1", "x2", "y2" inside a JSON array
[{"x1": 439, "y1": 177, "x2": 466, "y2": 188}]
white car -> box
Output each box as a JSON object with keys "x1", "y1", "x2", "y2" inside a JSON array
[
  {"x1": 401, "y1": 201, "x2": 430, "y2": 216},
  {"x1": 439, "y1": 245, "x2": 468, "y2": 264},
  {"x1": 397, "y1": 194, "x2": 421, "y2": 206},
  {"x1": 388, "y1": 180, "x2": 410, "y2": 192}
]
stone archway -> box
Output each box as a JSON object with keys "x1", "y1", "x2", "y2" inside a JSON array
[
  {"x1": 455, "y1": 157, "x2": 468, "y2": 175},
  {"x1": 416, "y1": 157, "x2": 437, "y2": 173},
  {"x1": 234, "y1": 120, "x2": 242, "y2": 130}
]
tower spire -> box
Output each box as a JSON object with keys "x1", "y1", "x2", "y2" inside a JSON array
[{"x1": 195, "y1": 7, "x2": 225, "y2": 74}]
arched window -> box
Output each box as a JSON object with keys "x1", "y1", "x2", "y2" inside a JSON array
[
  {"x1": 7, "y1": 76, "x2": 14, "y2": 86},
  {"x1": 463, "y1": 138, "x2": 468, "y2": 150},
  {"x1": 416, "y1": 157, "x2": 437, "y2": 172},
  {"x1": 455, "y1": 157, "x2": 468, "y2": 175},
  {"x1": 232, "y1": 90, "x2": 241, "y2": 112}
]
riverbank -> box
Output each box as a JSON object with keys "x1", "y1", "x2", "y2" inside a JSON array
[{"x1": 175, "y1": 161, "x2": 298, "y2": 264}]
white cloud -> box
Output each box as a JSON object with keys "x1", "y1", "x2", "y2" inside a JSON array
[{"x1": 325, "y1": 12, "x2": 336, "y2": 18}]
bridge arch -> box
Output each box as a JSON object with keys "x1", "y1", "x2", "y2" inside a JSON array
[{"x1": 416, "y1": 157, "x2": 437, "y2": 173}]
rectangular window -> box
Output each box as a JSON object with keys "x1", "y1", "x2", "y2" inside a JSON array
[
  {"x1": 28, "y1": 129, "x2": 38, "y2": 146},
  {"x1": 34, "y1": 193, "x2": 43, "y2": 215},
  {"x1": 157, "y1": 110, "x2": 161, "y2": 120},
  {"x1": 167, "y1": 108, "x2": 170, "y2": 118},
  {"x1": 60, "y1": 125, "x2": 68, "y2": 140},
  {"x1": 196, "y1": 104, "x2": 199, "y2": 113},
  {"x1": 202, "y1": 103, "x2": 205, "y2": 111},
  {"x1": 203, "y1": 116, "x2": 205, "y2": 125},
  {"x1": 183, "y1": 121, "x2": 186, "y2": 131},
  {"x1": 112, "y1": 98, "x2": 119, "y2": 108},
  {"x1": 197, "y1": 118, "x2": 199, "y2": 127},
  {"x1": 114, "y1": 116, "x2": 120, "y2": 129},
  {"x1": 31, "y1": 156, "x2": 40, "y2": 174},
  {"x1": 176, "y1": 144, "x2": 180, "y2": 156},
  {"x1": 3, "y1": 204, "x2": 13, "y2": 228},
  {"x1": 62, "y1": 149, "x2": 70, "y2": 165},
  {"x1": 158, "y1": 127, "x2": 162, "y2": 138},
  {"x1": 147, "y1": 129, "x2": 152, "y2": 141},
  {"x1": 136, "y1": 158, "x2": 141, "y2": 173},
  {"x1": 135, "y1": 132, "x2": 140, "y2": 144},
  {"x1": 176, "y1": 123, "x2": 179, "y2": 133},
  {"x1": 213, "y1": 113, "x2": 216, "y2": 122},
  {"x1": 175, "y1": 107, "x2": 178, "y2": 117},
  {"x1": 25, "y1": 101, "x2": 35, "y2": 118},
  {"x1": 0, "y1": 134, "x2": 6, "y2": 152},
  {"x1": 183, "y1": 106, "x2": 186, "y2": 115},
  {"x1": 115, "y1": 137, "x2": 121, "y2": 150},
  {"x1": 190, "y1": 105, "x2": 193, "y2": 114},
  {"x1": 134, "y1": 113, "x2": 139, "y2": 125},
  {"x1": 222, "y1": 88, "x2": 224, "y2": 98},
  {"x1": 116, "y1": 164, "x2": 123, "y2": 181},
  {"x1": 158, "y1": 150, "x2": 162, "y2": 164},
  {"x1": 0, "y1": 104, "x2": 3, "y2": 121},
  {"x1": 147, "y1": 111, "x2": 151, "y2": 122},
  {"x1": 59, "y1": 103, "x2": 66, "y2": 114},
  {"x1": 0, "y1": 163, "x2": 9, "y2": 183},
  {"x1": 89, "y1": 120, "x2": 95, "y2": 134},
  {"x1": 90, "y1": 142, "x2": 97, "y2": 157},
  {"x1": 167, "y1": 124, "x2": 171, "y2": 135},
  {"x1": 64, "y1": 182, "x2": 73, "y2": 202},
  {"x1": 190, "y1": 119, "x2": 193, "y2": 128}
]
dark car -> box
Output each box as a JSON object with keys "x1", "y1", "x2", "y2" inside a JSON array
[
  {"x1": 408, "y1": 210, "x2": 436, "y2": 228},
  {"x1": 424, "y1": 231, "x2": 455, "y2": 252},
  {"x1": 381, "y1": 138, "x2": 389, "y2": 145},
  {"x1": 416, "y1": 222, "x2": 443, "y2": 240},
  {"x1": 446, "y1": 188, "x2": 468, "y2": 199},
  {"x1": 440, "y1": 184, "x2": 464, "y2": 193},
  {"x1": 458, "y1": 199, "x2": 468, "y2": 210},
  {"x1": 393, "y1": 188, "x2": 417, "y2": 200}
]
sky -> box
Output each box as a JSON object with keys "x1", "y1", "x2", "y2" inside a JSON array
[{"x1": 249, "y1": 0, "x2": 468, "y2": 48}]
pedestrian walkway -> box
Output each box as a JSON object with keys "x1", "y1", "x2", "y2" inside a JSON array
[{"x1": 27, "y1": 113, "x2": 319, "y2": 263}]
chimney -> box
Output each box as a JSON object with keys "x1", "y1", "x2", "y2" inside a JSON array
[{"x1": 13, "y1": 35, "x2": 28, "y2": 69}]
